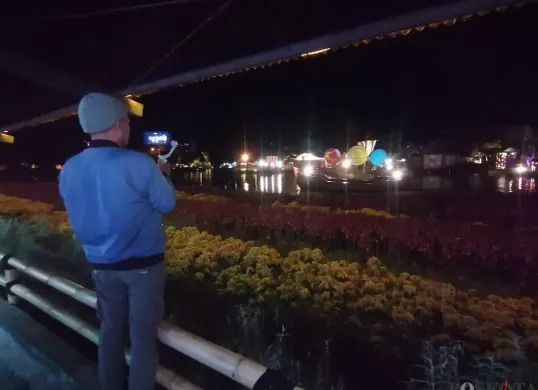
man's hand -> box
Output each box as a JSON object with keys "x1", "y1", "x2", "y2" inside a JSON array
[{"x1": 158, "y1": 160, "x2": 172, "y2": 176}]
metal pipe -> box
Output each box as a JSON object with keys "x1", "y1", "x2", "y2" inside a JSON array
[
  {"x1": 0, "y1": 252, "x2": 304, "y2": 389},
  {"x1": 122, "y1": 0, "x2": 515, "y2": 97},
  {"x1": 0, "y1": 49, "x2": 97, "y2": 97},
  {"x1": 0, "y1": 275, "x2": 201, "y2": 390},
  {"x1": 4, "y1": 268, "x2": 20, "y2": 305},
  {"x1": 7, "y1": 256, "x2": 97, "y2": 308},
  {"x1": 0, "y1": 0, "x2": 519, "y2": 133},
  {"x1": 158, "y1": 321, "x2": 268, "y2": 389}
]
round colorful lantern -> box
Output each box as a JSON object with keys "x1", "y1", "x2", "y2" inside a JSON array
[
  {"x1": 324, "y1": 148, "x2": 342, "y2": 165},
  {"x1": 348, "y1": 145, "x2": 368, "y2": 165},
  {"x1": 370, "y1": 149, "x2": 388, "y2": 166}
]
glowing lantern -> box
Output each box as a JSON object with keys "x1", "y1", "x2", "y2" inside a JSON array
[
  {"x1": 324, "y1": 148, "x2": 342, "y2": 165},
  {"x1": 370, "y1": 149, "x2": 388, "y2": 166},
  {"x1": 348, "y1": 145, "x2": 368, "y2": 165}
]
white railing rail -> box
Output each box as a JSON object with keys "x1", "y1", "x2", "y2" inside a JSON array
[{"x1": 0, "y1": 252, "x2": 304, "y2": 390}]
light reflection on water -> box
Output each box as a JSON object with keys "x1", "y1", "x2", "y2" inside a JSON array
[
  {"x1": 239, "y1": 173, "x2": 283, "y2": 193},
  {"x1": 1, "y1": 166, "x2": 536, "y2": 194},
  {"x1": 496, "y1": 176, "x2": 535, "y2": 193},
  {"x1": 180, "y1": 171, "x2": 537, "y2": 194},
  {"x1": 179, "y1": 170, "x2": 294, "y2": 194}
]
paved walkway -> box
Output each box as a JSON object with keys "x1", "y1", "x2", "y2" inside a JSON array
[{"x1": 0, "y1": 299, "x2": 99, "y2": 390}]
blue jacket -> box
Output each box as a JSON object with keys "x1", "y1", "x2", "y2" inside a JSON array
[{"x1": 59, "y1": 140, "x2": 176, "y2": 269}]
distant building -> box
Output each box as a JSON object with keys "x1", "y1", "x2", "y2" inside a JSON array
[
  {"x1": 421, "y1": 138, "x2": 473, "y2": 170},
  {"x1": 173, "y1": 142, "x2": 196, "y2": 164}
]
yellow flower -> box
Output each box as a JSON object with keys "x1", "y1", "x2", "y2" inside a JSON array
[{"x1": 5, "y1": 193, "x2": 538, "y2": 352}]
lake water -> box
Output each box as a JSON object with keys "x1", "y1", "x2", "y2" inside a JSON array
[
  {"x1": 0, "y1": 165, "x2": 535, "y2": 194},
  {"x1": 173, "y1": 169, "x2": 537, "y2": 194}
]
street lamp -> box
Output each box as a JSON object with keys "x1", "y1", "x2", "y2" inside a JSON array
[
  {"x1": 392, "y1": 169, "x2": 404, "y2": 180},
  {"x1": 515, "y1": 165, "x2": 527, "y2": 175},
  {"x1": 303, "y1": 165, "x2": 314, "y2": 176},
  {"x1": 241, "y1": 153, "x2": 249, "y2": 162}
]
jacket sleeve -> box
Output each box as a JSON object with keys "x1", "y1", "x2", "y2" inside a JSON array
[
  {"x1": 146, "y1": 158, "x2": 177, "y2": 214},
  {"x1": 58, "y1": 164, "x2": 68, "y2": 201}
]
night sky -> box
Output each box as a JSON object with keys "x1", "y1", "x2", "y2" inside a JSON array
[{"x1": 1, "y1": 1, "x2": 537, "y2": 164}]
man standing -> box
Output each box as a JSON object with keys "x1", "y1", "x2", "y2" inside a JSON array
[{"x1": 59, "y1": 93, "x2": 176, "y2": 390}]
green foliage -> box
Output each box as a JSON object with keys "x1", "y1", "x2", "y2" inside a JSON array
[
  {"x1": 0, "y1": 217, "x2": 90, "y2": 285},
  {"x1": 3, "y1": 213, "x2": 538, "y2": 390},
  {"x1": 229, "y1": 303, "x2": 347, "y2": 390},
  {"x1": 231, "y1": 303, "x2": 306, "y2": 386},
  {"x1": 409, "y1": 339, "x2": 538, "y2": 390},
  {"x1": 409, "y1": 341, "x2": 465, "y2": 390}
]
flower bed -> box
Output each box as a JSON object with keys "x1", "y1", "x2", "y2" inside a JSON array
[
  {"x1": 1, "y1": 194, "x2": 538, "y2": 360},
  {"x1": 1, "y1": 183, "x2": 538, "y2": 287},
  {"x1": 4, "y1": 181, "x2": 538, "y2": 225},
  {"x1": 180, "y1": 185, "x2": 538, "y2": 226},
  {"x1": 173, "y1": 199, "x2": 538, "y2": 287},
  {"x1": 167, "y1": 226, "x2": 538, "y2": 363},
  {"x1": 178, "y1": 190, "x2": 397, "y2": 219}
]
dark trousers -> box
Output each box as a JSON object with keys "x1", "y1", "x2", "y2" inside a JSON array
[{"x1": 92, "y1": 261, "x2": 166, "y2": 390}]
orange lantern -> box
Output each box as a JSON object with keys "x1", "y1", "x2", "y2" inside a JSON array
[{"x1": 324, "y1": 148, "x2": 342, "y2": 165}]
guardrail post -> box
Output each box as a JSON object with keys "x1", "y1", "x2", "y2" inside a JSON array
[
  {"x1": 1, "y1": 254, "x2": 20, "y2": 305},
  {"x1": 0, "y1": 252, "x2": 305, "y2": 389},
  {"x1": 5, "y1": 269, "x2": 21, "y2": 305}
]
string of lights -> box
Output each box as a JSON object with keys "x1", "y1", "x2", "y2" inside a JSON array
[
  {"x1": 0, "y1": 0, "x2": 529, "y2": 131},
  {"x1": 127, "y1": 0, "x2": 237, "y2": 88},
  {"x1": 0, "y1": 0, "x2": 210, "y2": 24},
  {"x1": 158, "y1": 1, "x2": 526, "y2": 92}
]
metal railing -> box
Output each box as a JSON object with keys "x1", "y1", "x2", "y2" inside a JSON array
[{"x1": 0, "y1": 252, "x2": 303, "y2": 390}]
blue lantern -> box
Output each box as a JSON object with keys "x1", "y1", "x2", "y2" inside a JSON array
[{"x1": 370, "y1": 149, "x2": 388, "y2": 166}]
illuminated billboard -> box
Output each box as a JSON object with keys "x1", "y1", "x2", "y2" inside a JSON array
[{"x1": 144, "y1": 131, "x2": 171, "y2": 145}]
